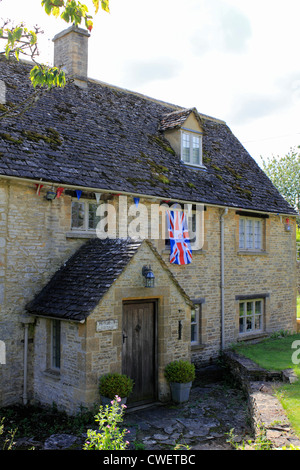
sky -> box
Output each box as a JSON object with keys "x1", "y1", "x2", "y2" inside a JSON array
[{"x1": 1, "y1": 0, "x2": 300, "y2": 166}]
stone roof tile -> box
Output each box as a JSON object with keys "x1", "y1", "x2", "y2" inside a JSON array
[{"x1": 0, "y1": 57, "x2": 296, "y2": 215}]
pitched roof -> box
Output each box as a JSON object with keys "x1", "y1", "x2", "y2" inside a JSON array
[
  {"x1": 26, "y1": 238, "x2": 143, "y2": 321},
  {"x1": 158, "y1": 107, "x2": 207, "y2": 131},
  {"x1": 26, "y1": 237, "x2": 193, "y2": 321},
  {"x1": 0, "y1": 57, "x2": 296, "y2": 215}
]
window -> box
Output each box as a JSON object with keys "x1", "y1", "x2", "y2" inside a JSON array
[
  {"x1": 71, "y1": 200, "x2": 100, "y2": 231},
  {"x1": 239, "y1": 217, "x2": 262, "y2": 251},
  {"x1": 239, "y1": 299, "x2": 263, "y2": 335},
  {"x1": 51, "y1": 320, "x2": 61, "y2": 370},
  {"x1": 181, "y1": 131, "x2": 203, "y2": 166},
  {"x1": 191, "y1": 304, "x2": 201, "y2": 345},
  {"x1": 164, "y1": 204, "x2": 204, "y2": 250}
]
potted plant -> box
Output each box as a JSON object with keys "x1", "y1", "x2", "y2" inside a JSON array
[
  {"x1": 99, "y1": 373, "x2": 134, "y2": 406},
  {"x1": 164, "y1": 360, "x2": 195, "y2": 403}
]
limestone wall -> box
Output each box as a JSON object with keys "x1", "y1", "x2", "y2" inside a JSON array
[
  {"x1": 0, "y1": 180, "x2": 84, "y2": 406},
  {"x1": 32, "y1": 243, "x2": 192, "y2": 413},
  {"x1": 0, "y1": 179, "x2": 297, "y2": 410}
]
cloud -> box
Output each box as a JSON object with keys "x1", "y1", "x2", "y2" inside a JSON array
[
  {"x1": 190, "y1": 0, "x2": 252, "y2": 55},
  {"x1": 229, "y1": 93, "x2": 287, "y2": 124},
  {"x1": 122, "y1": 57, "x2": 182, "y2": 87},
  {"x1": 229, "y1": 71, "x2": 300, "y2": 125}
]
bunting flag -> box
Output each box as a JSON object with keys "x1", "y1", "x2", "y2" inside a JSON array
[
  {"x1": 56, "y1": 187, "x2": 64, "y2": 198},
  {"x1": 167, "y1": 209, "x2": 192, "y2": 265},
  {"x1": 95, "y1": 193, "x2": 101, "y2": 203},
  {"x1": 76, "y1": 190, "x2": 82, "y2": 200},
  {"x1": 35, "y1": 183, "x2": 43, "y2": 195},
  {"x1": 134, "y1": 197, "x2": 140, "y2": 207}
]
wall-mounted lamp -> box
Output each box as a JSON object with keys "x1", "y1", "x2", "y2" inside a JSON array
[
  {"x1": 142, "y1": 265, "x2": 155, "y2": 288},
  {"x1": 45, "y1": 189, "x2": 56, "y2": 200}
]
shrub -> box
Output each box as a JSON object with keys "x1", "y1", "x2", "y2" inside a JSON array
[
  {"x1": 99, "y1": 373, "x2": 134, "y2": 399},
  {"x1": 164, "y1": 360, "x2": 195, "y2": 384}
]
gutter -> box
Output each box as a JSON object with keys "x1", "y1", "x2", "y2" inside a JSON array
[
  {"x1": 220, "y1": 208, "x2": 228, "y2": 350},
  {"x1": 0, "y1": 174, "x2": 296, "y2": 218}
]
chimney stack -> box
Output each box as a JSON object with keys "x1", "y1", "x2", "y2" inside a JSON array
[{"x1": 52, "y1": 25, "x2": 90, "y2": 88}]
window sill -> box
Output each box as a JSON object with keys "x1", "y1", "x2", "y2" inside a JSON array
[
  {"x1": 237, "y1": 332, "x2": 268, "y2": 342},
  {"x1": 182, "y1": 162, "x2": 207, "y2": 171},
  {"x1": 66, "y1": 231, "x2": 97, "y2": 239},
  {"x1": 191, "y1": 343, "x2": 206, "y2": 351},
  {"x1": 237, "y1": 250, "x2": 268, "y2": 256},
  {"x1": 43, "y1": 369, "x2": 60, "y2": 380}
]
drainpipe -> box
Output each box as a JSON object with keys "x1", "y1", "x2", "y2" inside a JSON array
[
  {"x1": 20, "y1": 315, "x2": 35, "y2": 405},
  {"x1": 220, "y1": 208, "x2": 228, "y2": 350}
]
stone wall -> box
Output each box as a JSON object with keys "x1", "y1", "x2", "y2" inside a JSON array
[
  {"x1": 0, "y1": 180, "x2": 84, "y2": 407},
  {"x1": 0, "y1": 179, "x2": 297, "y2": 410},
  {"x1": 32, "y1": 242, "x2": 192, "y2": 414}
]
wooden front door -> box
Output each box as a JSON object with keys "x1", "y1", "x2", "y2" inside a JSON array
[{"x1": 122, "y1": 301, "x2": 157, "y2": 404}]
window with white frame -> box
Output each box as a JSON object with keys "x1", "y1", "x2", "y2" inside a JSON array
[
  {"x1": 191, "y1": 304, "x2": 201, "y2": 345},
  {"x1": 191, "y1": 305, "x2": 200, "y2": 345},
  {"x1": 71, "y1": 200, "x2": 100, "y2": 231},
  {"x1": 181, "y1": 131, "x2": 203, "y2": 167},
  {"x1": 51, "y1": 319, "x2": 61, "y2": 370},
  {"x1": 239, "y1": 299, "x2": 263, "y2": 335},
  {"x1": 239, "y1": 217, "x2": 262, "y2": 251}
]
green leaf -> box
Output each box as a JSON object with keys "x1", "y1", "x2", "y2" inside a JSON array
[{"x1": 101, "y1": 0, "x2": 110, "y2": 13}]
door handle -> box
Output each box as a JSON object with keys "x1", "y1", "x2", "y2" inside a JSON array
[{"x1": 122, "y1": 333, "x2": 128, "y2": 343}]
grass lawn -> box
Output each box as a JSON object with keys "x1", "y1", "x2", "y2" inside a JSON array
[{"x1": 232, "y1": 333, "x2": 300, "y2": 438}]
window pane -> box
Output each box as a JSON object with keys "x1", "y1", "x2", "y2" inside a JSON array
[
  {"x1": 52, "y1": 320, "x2": 61, "y2": 369},
  {"x1": 191, "y1": 309, "x2": 196, "y2": 323},
  {"x1": 246, "y1": 219, "x2": 253, "y2": 249},
  {"x1": 246, "y1": 302, "x2": 252, "y2": 316},
  {"x1": 191, "y1": 305, "x2": 200, "y2": 344},
  {"x1": 88, "y1": 203, "x2": 100, "y2": 230},
  {"x1": 255, "y1": 300, "x2": 262, "y2": 315},
  {"x1": 255, "y1": 315, "x2": 262, "y2": 330},
  {"x1": 239, "y1": 317, "x2": 244, "y2": 333},
  {"x1": 239, "y1": 302, "x2": 245, "y2": 316},
  {"x1": 192, "y1": 136, "x2": 200, "y2": 165},
  {"x1": 182, "y1": 133, "x2": 190, "y2": 162},
  {"x1": 191, "y1": 324, "x2": 197, "y2": 342},
  {"x1": 71, "y1": 201, "x2": 85, "y2": 229},
  {"x1": 254, "y1": 220, "x2": 262, "y2": 250},
  {"x1": 239, "y1": 219, "x2": 245, "y2": 249},
  {"x1": 246, "y1": 316, "x2": 252, "y2": 331}
]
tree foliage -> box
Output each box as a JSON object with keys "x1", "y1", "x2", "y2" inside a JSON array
[{"x1": 261, "y1": 147, "x2": 300, "y2": 213}]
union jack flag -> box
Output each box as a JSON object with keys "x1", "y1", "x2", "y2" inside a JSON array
[{"x1": 167, "y1": 210, "x2": 192, "y2": 265}]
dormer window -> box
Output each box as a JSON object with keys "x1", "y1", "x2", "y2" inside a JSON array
[{"x1": 181, "y1": 131, "x2": 202, "y2": 166}]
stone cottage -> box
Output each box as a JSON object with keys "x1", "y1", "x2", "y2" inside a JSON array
[{"x1": 0, "y1": 25, "x2": 297, "y2": 414}]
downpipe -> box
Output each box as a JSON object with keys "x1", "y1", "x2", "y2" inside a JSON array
[{"x1": 220, "y1": 208, "x2": 228, "y2": 350}]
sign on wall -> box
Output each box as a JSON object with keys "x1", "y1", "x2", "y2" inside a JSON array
[{"x1": 96, "y1": 320, "x2": 118, "y2": 332}]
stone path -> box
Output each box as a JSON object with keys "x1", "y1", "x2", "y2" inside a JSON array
[
  {"x1": 123, "y1": 379, "x2": 251, "y2": 450},
  {"x1": 13, "y1": 357, "x2": 300, "y2": 450}
]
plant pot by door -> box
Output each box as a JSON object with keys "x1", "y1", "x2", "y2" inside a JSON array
[{"x1": 169, "y1": 382, "x2": 192, "y2": 403}]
